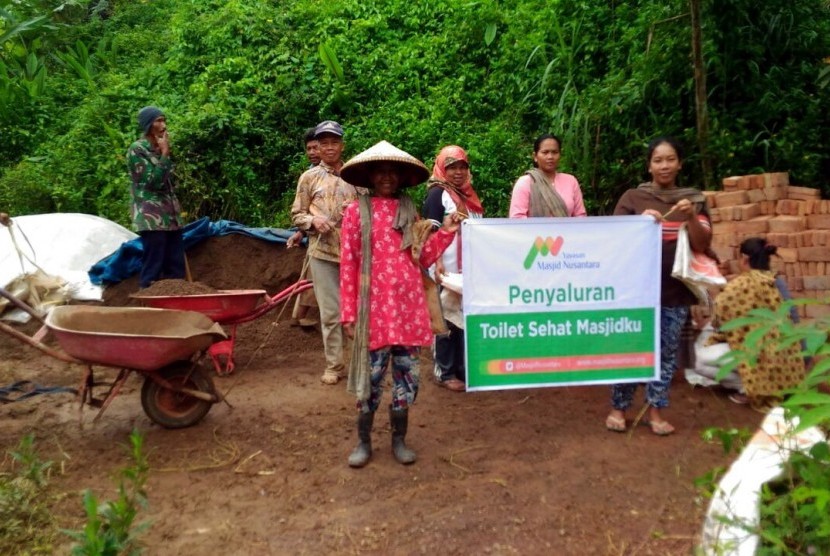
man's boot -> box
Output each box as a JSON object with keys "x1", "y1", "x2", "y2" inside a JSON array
[
  {"x1": 348, "y1": 411, "x2": 374, "y2": 468},
  {"x1": 389, "y1": 406, "x2": 416, "y2": 464}
]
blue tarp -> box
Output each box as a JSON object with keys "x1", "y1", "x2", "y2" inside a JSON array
[{"x1": 88, "y1": 217, "x2": 299, "y2": 285}]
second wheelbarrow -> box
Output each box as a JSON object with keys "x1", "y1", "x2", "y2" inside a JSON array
[{"x1": 133, "y1": 279, "x2": 314, "y2": 375}]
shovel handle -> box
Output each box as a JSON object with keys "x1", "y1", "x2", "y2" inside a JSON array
[{"x1": 0, "y1": 286, "x2": 47, "y2": 325}]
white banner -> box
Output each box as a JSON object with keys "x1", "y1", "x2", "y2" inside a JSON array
[{"x1": 461, "y1": 216, "x2": 662, "y2": 391}]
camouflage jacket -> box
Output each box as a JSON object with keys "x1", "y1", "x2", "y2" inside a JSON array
[{"x1": 126, "y1": 138, "x2": 182, "y2": 232}]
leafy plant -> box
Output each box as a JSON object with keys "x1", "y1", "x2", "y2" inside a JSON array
[
  {"x1": 0, "y1": 434, "x2": 57, "y2": 554},
  {"x1": 701, "y1": 299, "x2": 830, "y2": 553},
  {"x1": 1, "y1": 0, "x2": 829, "y2": 224},
  {"x1": 63, "y1": 429, "x2": 151, "y2": 556}
]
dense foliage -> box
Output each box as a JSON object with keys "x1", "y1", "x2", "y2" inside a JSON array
[
  {"x1": 701, "y1": 300, "x2": 830, "y2": 554},
  {"x1": 1, "y1": 0, "x2": 828, "y2": 227}
]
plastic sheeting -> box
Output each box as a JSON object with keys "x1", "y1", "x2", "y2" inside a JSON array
[
  {"x1": 700, "y1": 407, "x2": 825, "y2": 555},
  {"x1": 1, "y1": 213, "x2": 137, "y2": 302},
  {"x1": 1, "y1": 214, "x2": 299, "y2": 305},
  {"x1": 87, "y1": 217, "x2": 297, "y2": 285}
]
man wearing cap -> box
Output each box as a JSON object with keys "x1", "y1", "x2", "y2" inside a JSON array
[
  {"x1": 126, "y1": 106, "x2": 185, "y2": 289},
  {"x1": 291, "y1": 120, "x2": 358, "y2": 385}
]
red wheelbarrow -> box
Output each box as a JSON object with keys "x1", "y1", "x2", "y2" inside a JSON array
[
  {"x1": 0, "y1": 286, "x2": 227, "y2": 429},
  {"x1": 132, "y1": 279, "x2": 314, "y2": 375}
]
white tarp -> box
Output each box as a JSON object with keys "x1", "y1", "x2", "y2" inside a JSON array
[
  {"x1": 700, "y1": 407, "x2": 824, "y2": 555},
  {"x1": 1, "y1": 213, "x2": 137, "y2": 302}
]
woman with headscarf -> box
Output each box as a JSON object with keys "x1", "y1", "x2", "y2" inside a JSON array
[
  {"x1": 339, "y1": 141, "x2": 463, "y2": 468},
  {"x1": 422, "y1": 145, "x2": 484, "y2": 392},
  {"x1": 509, "y1": 133, "x2": 587, "y2": 218}
]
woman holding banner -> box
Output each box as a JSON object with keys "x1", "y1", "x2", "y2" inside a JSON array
[
  {"x1": 509, "y1": 134, "x2": 587, "y2": 218},
  {"x1": 606, "y1": 136, "x2": 712, "y2": 436},
  {"x1": 423, "y1": 145, "x2": 484, "y2": 392}
]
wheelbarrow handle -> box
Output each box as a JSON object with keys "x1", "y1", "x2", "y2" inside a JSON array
[
  {"x1": 0, "y1": 320, "x2": 84, "y2": 364},
  {"x1": 220, "y1": 279, "x2": 313, "y2": 325},
  {"x1": 264, "y1": 279, "x2": 312, "y2": 305},
  {"x1": 0, "y1": 285, "x2": 47, "y2": 326}
]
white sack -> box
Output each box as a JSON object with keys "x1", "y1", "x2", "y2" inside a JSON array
[{"x1": 0, "y1": 213, "x2": 137, "y2": 301}]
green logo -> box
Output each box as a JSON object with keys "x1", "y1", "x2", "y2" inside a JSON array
[{"x1": 523, "y1": 236, "x2": 564, "y2": 269}]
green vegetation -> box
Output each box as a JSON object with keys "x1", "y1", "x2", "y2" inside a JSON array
[
  {"x1": 699, "y1": 299, "x2": 830, "y2": 554},
  {"x1": 1, "y1": 0, "x2": 829, "y2": 226},
  {"x1": 0, "y1": 434, "x2": 57, "y2": 554},
  {"x1": 64, "y1": 429, "x2": 151, "y2": 556}
]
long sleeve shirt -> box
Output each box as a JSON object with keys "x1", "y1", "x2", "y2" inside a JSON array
[
  {"x1": 290, "y1": 161, "x2": 358, "y2": 263},
  {"x1": 340, "y1": 197, "x2": 455, "y2": 350},
  {"x1": 126, "y1": 138, "x2": 181, "y2": 231}
]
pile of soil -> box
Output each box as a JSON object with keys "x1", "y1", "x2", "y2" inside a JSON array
[
  {"x1": 0, "y1": 231, "x2": 765, "y2": 555},
  {"x1": 134, "y1": 279, "x2": 217, "y2": 296},
  {"x1": 101, "y1": 234, "x2": 321, "y2": 364}
]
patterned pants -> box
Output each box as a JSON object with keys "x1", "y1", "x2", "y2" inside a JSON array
[
  {"x1": 610, "y1": 306, "x2": 689, "y2": 410},
  {"x1": 357, "y1": 346, "x2": 420, "y2": 413}
]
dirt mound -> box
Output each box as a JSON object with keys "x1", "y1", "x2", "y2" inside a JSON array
[
  {"x1": 135, "y1": 279, "x2": 217, "y2": 296},
  {"x1": 101, "y1": 234, "x2": 321, "y2": 364}
]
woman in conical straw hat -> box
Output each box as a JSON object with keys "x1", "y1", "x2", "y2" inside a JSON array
[{"x1": 339, "y1": 141, "x2": 463, "y2": 468}]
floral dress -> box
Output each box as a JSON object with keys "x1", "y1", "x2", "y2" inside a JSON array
[
  {"x1": 710, "y1": 269, "x2": 805, "y2": 408},
  {"x1": 340, "y1": 196, "x2": 454, "y2": 350}
]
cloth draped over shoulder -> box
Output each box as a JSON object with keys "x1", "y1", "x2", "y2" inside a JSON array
[
  {"x1": 527, "y1": 168, "x2": 569, "y2": 217},
  {"x1": 347, "y1": 195, "x2": 373, "y2": 401},
  {"x1": 636, "y1": 181, "x2": 720, "y2": 261},
  {"x1": 427, "y1": 146, "x2": 484, "y2": 217},
  {"x1": 346, "y1": 193, "x2": 421, "y2": 401},
  {"x1": 635, "y1": 182, "x2": 707, "y2": 207}
]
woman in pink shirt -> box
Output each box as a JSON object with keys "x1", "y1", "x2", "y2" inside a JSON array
[
  {"x1": 340, "y1": 141, "x2": 463, "y2": 468},
  {"x1": 509, "y1": 134, "x2": 587, "y2": 218}
]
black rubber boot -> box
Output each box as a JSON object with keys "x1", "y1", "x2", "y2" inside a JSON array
[
  {"x1": 389, "y1": 406, "x2": 416, "y2": 465},
  {"x1": 348, "y1": 411, "x2": 374, "y2": 468}
]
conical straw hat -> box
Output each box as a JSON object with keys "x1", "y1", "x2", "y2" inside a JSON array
[{"x1": 340, "y1": 141, "x2": 429, "y2": 189}]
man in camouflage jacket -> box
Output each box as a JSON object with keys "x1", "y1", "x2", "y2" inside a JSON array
[{"x1": 127, "y1": 106, "x2": 185, "y2": 289}]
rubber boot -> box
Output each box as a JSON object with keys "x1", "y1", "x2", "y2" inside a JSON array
[
  {"x1": 348, "y1": 411, "x2": 374, "y2": 468},
  {"x1": 389, "y1": 406, "x2": 416, "y2": 464}
]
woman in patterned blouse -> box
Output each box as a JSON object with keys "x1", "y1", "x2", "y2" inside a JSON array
[
  {"x1": 339, "y1": 141, "x2": 462, "y2": 468},
  {"x1": 707, "y1": 238, "x2": 806, "y2": 411}
]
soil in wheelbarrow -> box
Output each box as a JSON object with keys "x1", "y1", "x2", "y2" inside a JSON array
[{"x1": 0, "y1": 232, "x2": 765, "y2": 555}]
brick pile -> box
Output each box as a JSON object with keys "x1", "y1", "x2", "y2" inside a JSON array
[{"x1": 703, "y1": 172, "x2": 830, "y2": 319}]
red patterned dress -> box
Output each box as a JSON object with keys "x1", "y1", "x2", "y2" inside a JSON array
[{"x1": 340, "y1": 197, "x2": 454, "y2": 350}]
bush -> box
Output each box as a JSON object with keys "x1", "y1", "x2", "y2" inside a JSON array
[
  {"x1": 1, "y1": 0, "x2": 828, "y2": 224},
  {"x1": 701, "y1": 299, "x2": 830, "y2": 554}
]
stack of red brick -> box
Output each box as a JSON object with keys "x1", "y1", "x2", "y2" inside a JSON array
[{"x1": 703, "y1": 172, "x2": 830, "y2": 319}]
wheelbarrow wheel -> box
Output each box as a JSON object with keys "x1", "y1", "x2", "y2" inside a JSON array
[{"x1": 141, "y1": 361, "x2": 215, "y2": 429}]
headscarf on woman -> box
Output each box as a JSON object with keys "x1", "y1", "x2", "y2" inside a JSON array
[{"x1": 427, "y1": 145, "x2": 484, "y2": 217}]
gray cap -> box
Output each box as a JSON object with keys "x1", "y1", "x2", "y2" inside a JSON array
[{"x1": 314, "y1": 120, "x2": 344, "y2": 138}]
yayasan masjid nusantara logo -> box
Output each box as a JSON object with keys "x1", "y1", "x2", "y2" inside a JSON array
[{"x1": 523, "y1": 236, "x2": 564, "y2": 269}]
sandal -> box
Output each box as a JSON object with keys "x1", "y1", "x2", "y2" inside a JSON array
[
  {"x1": 728, "y1": 393, "x2": 749, "y2": 405},
  {"x1": 605, "y1": 414, "x2": 627, "y2": 432},
  {"x1": 645, "y1": 420, "x2": 675, "y2": 436},
  {"x1": 320, "y1": 371, "x2": 342, "y2": 385},
  {"x1": 437, "y1": 378, "x2": 466, "y2": 392}
]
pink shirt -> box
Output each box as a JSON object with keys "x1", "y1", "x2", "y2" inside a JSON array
[
  {"x1": 340, "y1": 197, "x2": 455, "y2": 350},
  {"x1": 508, "y1": 172, "x2": 587, "y2": 218}
]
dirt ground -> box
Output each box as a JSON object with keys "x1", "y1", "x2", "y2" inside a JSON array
[{"x1": 0, "y1": 235, "x2": 763, "y2": 555}]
